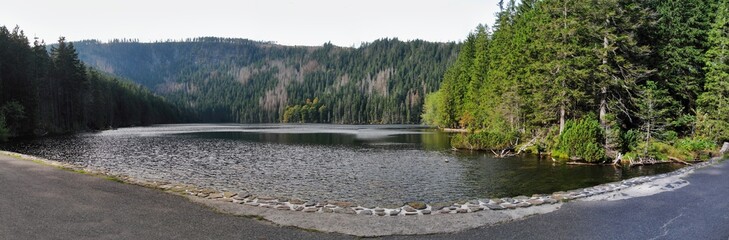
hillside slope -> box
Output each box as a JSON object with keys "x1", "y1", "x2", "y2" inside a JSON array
[{"x1": 74, "y1": 38, "x2": 459, "y2": 123}]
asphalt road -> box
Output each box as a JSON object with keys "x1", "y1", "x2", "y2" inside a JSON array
[
  {"x1": 0, "y1": 155, "x2": 347, "y2": 240},
  {"x1": 2, "y1": 154, "x2": 728, "y2": 240}
]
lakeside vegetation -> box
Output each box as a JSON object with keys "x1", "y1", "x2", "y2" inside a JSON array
[
  {"x1": 0, "y1": 26, "x2": 187, "y2": 139},
  {"x1": 422, "y1": 0, "x2": 729, "y2": 162}
]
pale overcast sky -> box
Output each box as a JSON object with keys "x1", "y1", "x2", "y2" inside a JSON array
[{"x1": 1, "y1": 0, "x2": 498, "y2": 47}]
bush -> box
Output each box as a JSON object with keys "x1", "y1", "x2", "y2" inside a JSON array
[
  {"x1": 0, "y1": 116, "x2": 8, "y2": 141},
  {"x1": 620, "y1": 129, "x2": 639, "y2": 153},
  {"x1": 555, "y1": 116, "x2": 605, "y2": 162}
]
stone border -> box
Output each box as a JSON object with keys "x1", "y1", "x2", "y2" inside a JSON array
[{"x1": 0, "y1": 150, "x2": 719, "y2": 217}]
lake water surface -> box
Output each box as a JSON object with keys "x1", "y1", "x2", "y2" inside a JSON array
[{"x1": 1, "y1": 124, "x2": 683, "y2": 207}]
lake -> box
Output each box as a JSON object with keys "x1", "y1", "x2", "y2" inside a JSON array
[{"x1": 1, "y1": 124, "x2": 683, "y2": 207}]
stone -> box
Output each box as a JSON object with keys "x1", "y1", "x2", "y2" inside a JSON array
[
  {"x1": 516, "y1": 202, "x2": 531, "y2": 208},
  {"x1": 234, "y1": 192, "x2": 251, "y2": 199},
  {"x1": 359, "y1": 210, "x2": 373, "y2": 215},
  {"x1": 293, "y1": 205, "x2": 305, "y2": 211},
  {"x1": 245, "y1": 202, "x2": 260, "y2": 206},
  {"x1": 404, "y1": 211, "x2": 418, "y2": 216},
  {"x1": 502, "y1": 198, "x2": 515, "y2": 203},
  {"x1": 330, "y1": 201, "x2": 355, "y2": 208},
  {"x1": 278, "y1": 198, "x2": 290, "y2": 203},
  {"x1": 321, "y1": 208, "x2": 334, "y2": 213},
  {"x1": 303, "y1": 207, "x2": 319, "y2": 213},
  {"x1": 257, "y1": 196, "x2": 277, "y2": 201},
  {"x1": 502, "y1": 203, "x2": 517, "y2": 209},
  {"x1": 374, "y1": 208, "x2": 385, "y2": 212},
  {"x1": 720, "y1": 142, "x2": 728, "y2": 154},
  {"x1": 220, "y1": 198, "x2": 234, "y2": 202},
  {"x1": 289, "y1": 199, "x2": 305, "y2": 205},
  {"x1": 439, "y1": 209, "x2": 452, "y2": 214},
  {"x1": 335, "y1": 208, "x2": 357, "y2": 214},
  {"x1": 422, "y1": 209, "x2": 432, "y2": 215},
  {"x1": 275, "y1": 205, "x2": 291, "y2": 210},
  {"x1": 456, "y1": 208, "x2": 468, "y2": 213},
  {"x1": 543, "y1": 198, "x2": 559, "y2": 204},
  {"x1": 222, "y1": 192, "x2": 237, "y2": 198},
  {"x1": 197, "y1": 193, "x2": 209, "y2": 198},
  {"x1": 407, "y1": 201, "x2": 427, "y2": 210},
  {"x1": 490, "y1": 198, "x2": 504, "y2": 204},
  {"x1": 376, "y1": 211, "x2": 387, "y2": 216},
  {"x1": 403, "y1": 206, "x2": 417, "y2": 212},
  {"x1": 485, "y1": 204, "x2": 505, "y2": 210},
  {"x1": 304, "y1": 202, "x2": 316, "y2": 207},
  {"x1": 514, "y1": 195, "x2": 529, "y2": 201},
  {"x1": 527, "y1": 199, "x2": 544, "y2": 205},
  {"x1": 208, "y1": 193, "x2": 224, "y2": 199},
  {"x1": 469, "y1": 207, "x2": 481, "y2": 212},
  {"x1": 389, "y1": 209, "x2": 401, "y2": 216}
]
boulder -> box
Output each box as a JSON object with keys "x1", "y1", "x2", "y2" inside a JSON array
[{"x1": 721, "y1": 142, "x2": 729, "y2": 154}]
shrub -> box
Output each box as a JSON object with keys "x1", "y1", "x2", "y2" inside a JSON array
[
  {"x1": 555, "y1": 116, "x2": 605, "y2": 162},
  {"x1": 0, "y1": 116, "x2": 8, "y2": 141}
]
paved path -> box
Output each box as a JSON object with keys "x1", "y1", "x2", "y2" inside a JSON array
[
  {"x1": 388, "y1": 159, "x2": 729, "y2": 240},
  {"x1": 0, "y1": 154, "x2": 347, "y2": 240}
]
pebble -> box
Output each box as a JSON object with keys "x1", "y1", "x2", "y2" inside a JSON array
[
  {"x1": 178, "y1": 157, "x2": 712, "y2": 217},
  {"x1": 485, "y1": 204, "x2": 505, "y2": 210},
  {"x1": 303, "y1": 208, "x2": 318, "y2": 213},
  {"x1": 335, "y1": 208, "x2": 356, "y2": 214},
  {"x1": 403, "y1": 206, "x2": 417, "y2": 213}
]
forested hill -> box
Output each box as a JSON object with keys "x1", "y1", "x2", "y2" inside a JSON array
[
  {"x1": 0, "y1": 26, "x2": 187, "y2": 139},
  {"x1": 423, "y1": 0, "x2": 728, "y2": 162},
  {"x1": 72, "y1": 38, "x2": 460, "y2": 124}
]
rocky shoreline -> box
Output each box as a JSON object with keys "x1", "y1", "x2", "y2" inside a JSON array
[{"x1": 0, "y1": 150, "x2": 717, "y2": 217}]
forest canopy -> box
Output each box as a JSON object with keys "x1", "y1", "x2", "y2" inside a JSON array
[
  {"x1": 422, "y1": 0, "x2": 729, "y2": 162},
  {"x1": 0, "y1": 26, "x2": 187, "y2": 139}
]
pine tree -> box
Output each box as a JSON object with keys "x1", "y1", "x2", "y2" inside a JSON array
[{"x1": 697, "y1": 0, "x2": 729, "y2": 142}]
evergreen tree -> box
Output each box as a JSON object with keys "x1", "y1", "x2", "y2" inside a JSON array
[{"x1": 697, "y1": 0, "x2": 729, "y2": 142}]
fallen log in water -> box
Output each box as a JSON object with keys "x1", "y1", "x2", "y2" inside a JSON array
[
  {"x1": 668, "y1": 156, "x2": 693, "y2": 166},
  {"x1": 566, "y1": 161, "x2": 602, "y2": 166}
]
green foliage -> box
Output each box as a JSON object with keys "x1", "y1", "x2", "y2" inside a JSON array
[
  {"x1": 0, "y1": 101, "x2": 26, "y2": 136},
  {"x1": 0, "y1": 25, "x2": 187, "y2": 137},
  {"x1": 0, "y1": 115, "x2": 8, "y2": 141},
  {"x1": 620, "y1": 129, "x2": 640, "y2": 153},
  {"x1": 675, "y1": 137, "x2": 716, "y2": 155},
  {"x1": 450, "y1": 130, "x2": 518, "y2": 150},
  {"x1": 697, "y1": 0, "x2": 729, "y2": 143},
  {"x1": 427, "y1": 0, "x2": 726, "y2": 160},
  {"x1": 282, "y1": 98, "x2": 327, "y2": 123},
  {"x1": 421, "y1": 91, "x2": 448, "y2": 128},
  {"x1": 555, "y1": 116, "x2": 605, "y2": 162}
]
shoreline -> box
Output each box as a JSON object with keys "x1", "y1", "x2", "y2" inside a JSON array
[{"x1": 1, "y1": 150, "x2": 721, "y2": 236}]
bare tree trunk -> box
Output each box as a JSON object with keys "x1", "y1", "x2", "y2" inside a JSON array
[{"x1": 559, "y1": 104, "x2": 565, "y2": 134}]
